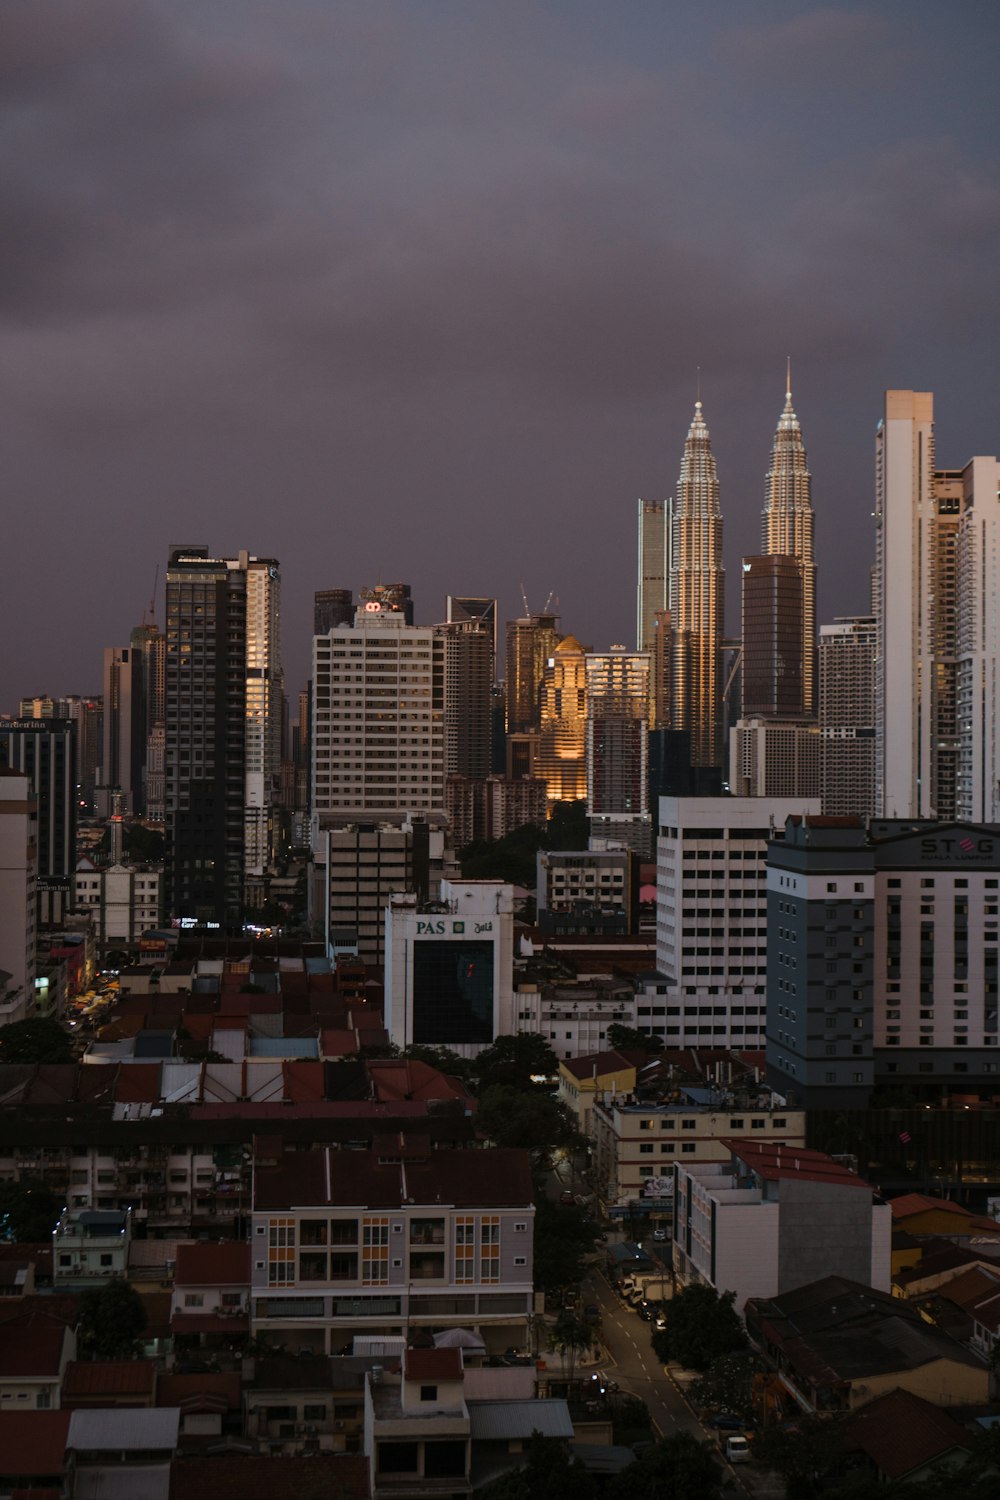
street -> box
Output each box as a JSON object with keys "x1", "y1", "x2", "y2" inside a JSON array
[{"x1": 584, "y1": 1267, "x2": 703, "y2": 1439}]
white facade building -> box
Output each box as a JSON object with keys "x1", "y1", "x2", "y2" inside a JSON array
[
  {"x1": 384, "y1": 881, "x2": 514, "y2": 1055},
  {"x1": 654, "y1": 795, "x2": 820, "y2": 1047},
  {"x1": 74, "y1": 861, "x2": 161, "y2": 948},
  {"x1": 244, "y1": 558, "x2": 284, "y2": 876},
  {"x1": 311, "y1": 597, "x2": 445, "y2": 837}
]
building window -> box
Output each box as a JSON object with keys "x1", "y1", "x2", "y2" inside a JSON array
[
  {"x1": 268, "y1": 1218, "x2": 295, "y2": 1286},
  {"x1": 362, "y1": 1217, "x2": 390, "y2": 1285},
  {"x1": 480, "y1": 1216, "x2": 500, "y2": 1284},
  {"x1": 420, "y1": 1385, "x2": 438, "y2": 1402}
]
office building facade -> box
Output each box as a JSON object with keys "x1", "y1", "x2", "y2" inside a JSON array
[
  {"x1": 536, "y1": 636, "x2": 588, "y2": 809},
  {"x1": 741, "y1": 554, "x2": 805, "y2": 720},
  {"x1": 585, "y1": 648, "x2": 651, "y2": 851},
  {"x1": 504, "y1": 612, "x2": 560, "y2": 735},
  {"x1": 0, "y1": 718, "x2": 77, "y2": 926},
  {"x1": 819, "y1": 616, "x2": 876, "y2": 818},
  {"x1": 637, "y1": 499, "x2": 670, "y2": 654},
  {"x1": 761, "y1": 376, "x2": 816, "y2": 717},
  {"x1": 669, "y1": 402, "x2": 725, "y2": 767}
]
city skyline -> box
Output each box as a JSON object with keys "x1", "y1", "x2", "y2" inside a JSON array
[{"x1": 3, "y1": 3, "x2": 998, "y2": 709}]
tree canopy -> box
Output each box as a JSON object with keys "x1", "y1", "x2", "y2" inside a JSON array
[
  {"x1": 651, "y1": 1284, "x2": 746, "y2": 1372},
  {"x1": 476, "y1": 1432, "x2": 597, "y2": 1500},
  {"x1": 78, "y1": 1277, "x2": 148, "y2": 1360},
  {"x1": 0, "y1": 1015, "x2": 74, "y2": 1065},
  {"x1": 607, "y1": 1432, "x2": 723, "y2": 1500},
  {"x1": 533, "y1": 1197, "x2": 602, "y2": 1292},
  {"x1": 606, "y1": 1023, "x2": 664, "y2": 1053},
  {"x1": 0, "y1": 1177, "x2": 63, "y2": 1242},
  {"x1": 476, "y1": 1084, "x2": 578, "y2": 1170},
  {"x1": 473, "y1": 1033, "x2": 558, "y2": 1092}
]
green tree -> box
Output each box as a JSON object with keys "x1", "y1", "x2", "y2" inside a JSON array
[
  {"x1": 0, "y1": 1016, "x2": 73, "y2": 1065},
  {"x1": 545, "y1": 800, "x2": 589, "y2": 850},
  {"x1": 753, "y1": 1415, "x2": 850, "y2": 1500},
  {"x1": 460, "y1": 822, "x2": 547, "y2": 886},
  {"x1": 550, "y1": 1310, "x2": 593, "y2": 1382},
  {"x1": 608, "y1": 1431, "x2": 723, "y2": 1500},
  {"x1": 477, "y1": 1432, "x2": 597, "y2": 1500},
  {"x1": 606, "y1": 1024, "x2": 664, "y2": 1053},
  {"x1": 123, "y1": 825, "x2": 165, "y2": 862},
  {"x1": 400, "y1": 1044, "x2": 474, "y2": 1081},
  {"x1": 0, "y1": 1177, "x2": 63, "y2": 1241},
  {"x1": 474, "y1": 1034, "x2": 559, "y2": 1092},
  {"x1": 78, "y1": 1277, "x2": 148, "y2": 1360},
  {"x1": 650, "y1": 1284, "x2": 746, "y2": 1372},
  {"x1": 477, "y1": 1085, "x2": 577, "y2": 1170},
  {"x1": 533, "y1": 1197, "x2": 602, "y2": 1293}
]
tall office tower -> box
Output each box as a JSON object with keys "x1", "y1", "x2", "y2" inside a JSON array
[
  {"x1": 505, "y1": 611, "x2": 561, "y2": 734},
  {"x1": 649, "y1": 608, "x2": 673, "y2": 730},
  {"x1": 957, "y1": 457, "x2": 1000, "y2": 822},
  {"x1": 244, "y1": 558, "x2": 284, "y2": 875},
  {"x1": 164, "y1": 545, "x2": 249, "y2": 927},
  {"x1": 637, "y1": 499, "x2": 670, "y2": 653},
  {"x1": 0, "y1": 719, "x2": 77, "y2": 926},
  {"x1": 447, "y1": 596, "x2": 498, "y2": 673},
  {"x1": 669, "y1": 401, "x2": 725, "y2": 767},
  {"x1": 585, "y1": 647, "x2": 651, "y2": 851},
  {"x1": 58, "y1": 695, "x2": 102, "y2": 810},
  {"x1": 438, "y1": 618, "x2": 493, "y2": 782},
  {"x1": 310, "y1": 590, "x2": 445, "y2": 831},
  {"x1": 100, "y1": 625, "x2": 165, "y2": 818},
  {"x1": 761, "y1": 373, "x2": 816, "y2": 716},
  {"x1": 0, "y1": 770, "x2": 37, "y2": 1020},
  {"x1": 819, "y1": 616, "x2": 876, "y2": 817},
  {"x1": 314, "y1": 589, "x2": 354, "y2": 634},
  {"x1": 537, "y1": 636, "x2": 588, "y2": 809},
  {"x1": 875, "y1": 391, "x2": 966, "y2": 819},
  {"x1": 740, "y1": 555, "x2": 805, "y2": 719},
  {"x1": 652, "y1": 793, "x2": 820, "y2": 1048}
]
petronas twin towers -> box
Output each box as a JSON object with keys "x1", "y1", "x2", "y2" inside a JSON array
[{"x1": 643, "y1": 374, "x2": 815, "y2": 768}]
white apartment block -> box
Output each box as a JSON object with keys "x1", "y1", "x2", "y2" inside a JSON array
[
  {"x1": 311, "y1": 599, "x2": 445, "y2": 836},
  {"x1": 957, "y1": 456, "x2": 1000, "y2": 822},
  {"x1": 74, "y1": 861, "x2": 161, "y2": 948},
  {"x1": 513, "y1": 979, "x2": 636, "y2": 1060},
  {"x1": 536, "y1": 848, "x2": 634, "y2": 918},
  {"x1": 655, "y1": 795, "x2": 819, "y2": 1047}
]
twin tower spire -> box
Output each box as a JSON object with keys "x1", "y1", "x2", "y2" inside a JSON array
[{"x1": 651, "y1": 374, "x2": 815, "y2": 767}]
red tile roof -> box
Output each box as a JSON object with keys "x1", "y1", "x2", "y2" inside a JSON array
[
  {"x1": 62, "y1": 1359, "x2": 156, "y2": 1397},
  {"x1": 889, "y1": 1193, "x2": 974, "y2": 1221},
  {"x1": 254, "y1": 1145, "x2": 533, "y2": 1211},
  {"x1": 724, "y1": 1139, "x2": 873, "y2": 1189},
  {"x1": 0, "y1": 1311, "x2": 70, "y2": 1377},
  {"x1": 561, "y1": 1049, "x2": 642, "y2": 1080},
  {"x1": 174, "y1": 1242, "x2": 250, "y2": 1287},
  {"x1": 404, "y1": 1347, "x2": 463, "y2": 1381},
  {"x1": 842, "y1": 1388, "x2": 973, "y2": 1479},
  {"x1": 368, "y1": 1059, "x2": 472, "y2": 1105},
  {"x1": 171, "y1": 1454, "x2": 370, "y2": 1500},
  {"x1": 0, "y1": 1411, "x2": 70, "y2": 1474},
  {"x1": 157, "y1": 1371, "x2": 242, "y2": 1412}
]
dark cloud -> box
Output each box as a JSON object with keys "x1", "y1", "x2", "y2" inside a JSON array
[{"x1": 2, "y1": 1, "x2": 999, "y2": 707}]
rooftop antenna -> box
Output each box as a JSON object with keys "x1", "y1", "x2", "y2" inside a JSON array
[
  {"x1": 786, "y1": 355, "x2": 792, "y2": 401},
  {"x1": 142, "y1": 564, "x2": 159, "y2": 627},
  {"x1": 696, "y1": 366, "x2": 702, "y2": 406},
  {"x1": 520, "y1": 584, "x2": 530, "y2": 616},
  {"x1": 542, "y1": 590, "x2": 555, "y2": 613}
]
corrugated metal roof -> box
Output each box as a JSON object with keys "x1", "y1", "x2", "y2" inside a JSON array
[
  {"x1": 250, "y1": 1038, "x2": 319, "y2": 1058},
  {"x1": 67, "y1": 1407, "x2": 180, "y2": 1450},
  {"x1": 468, "y1": 1399, "x2": 573, "y2": 1440},
  {"x1": 160, "y1": 1062, "x2": 202, "y2": 1103}
]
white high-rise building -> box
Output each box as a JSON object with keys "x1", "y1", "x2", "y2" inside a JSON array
[
  {"x1": 653, "y1": 794, "x2": 819, "y2": 1048},
  {"x1": 957, "y1": 457, "x2": 1000, "y2": 822},
  {"x1": 310, "y1": 590, "x2": 445, "y2": 839},
  {"x1": 875, "y1": 391, "x2": 999, "y2": 822}
]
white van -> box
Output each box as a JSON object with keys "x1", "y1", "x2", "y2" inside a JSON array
[{"x1": 724, "y1": 1435, "x2": 750, "y2": 1464}]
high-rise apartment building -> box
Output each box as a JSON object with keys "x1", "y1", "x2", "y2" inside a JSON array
[
  {"x1": 761, "y1": 375, "x2": 816, "y2": 716},
  {"x1": 164, "y1": 545, "x2": 281, "y2": 918},
  {"x1": 669, "y1": 402, "x2": 725, "y2": 767},
  {"x1": 637, "y1": 499, "x2": 670, "y2": 654},
  {"x1": 957, "y1": 457, "x2": 1000, "y2": 822},
  {"x1": 0, "y1": 718, "x2": 76, "y2": 925},
  {"x1": 310, "y1": 592, "x2": 445, "y2": 832},
  {"x1": 537, "y1": 636, "x2": 588, "y2": 809},
  {"x1": 438, "y1": 618, "x2": 493, "y2": 783},
  {"x1": 585, "y1": 648, "x2": 650, "y2": 851},
  {"x1": 875, "y1": 391, "x2": 960, "y2": 819},
  {"x1": 0, "y1": 770, "x2": 37, "y2": 1021},
  {"x1": 505, "y1": 612, "x2": 560, "y2": 735},
  {"x1": 819, "y1": 616, "x2": 876, "y2": 817},
  {"x1": 730, "y1": 719, "x2": 822, "y2": 800},
  {"x1": 447, "y1": 596, "x2": 498, "y2": 672},
  {"x1": 99, "y1": 625, "x2": 162, "y2": 817}
]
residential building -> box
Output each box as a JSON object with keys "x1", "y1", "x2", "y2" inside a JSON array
[
  {"x1": 637, "y1": 499, "x2": 670, "y2": 654},
  {"x1": 384, "y1": 881, "x2": 515, "y2": 1054},
  {"x1": 766, "y1": 814, "x2": 1000, "y2": 1107},
  {"x1": 537, "y1": 848, "x2": 638, "y2": 933},
  {"x1": 517, "y1": 979, "x2": 637, "y2": 1060},
  {"x1": 447, "y1": 596, "x2": 498, "y2": 674},
  {"x1": 590, "y1": 1091, "x2": 805, "y2": 1222},
  {"x1": 585, "y1": 648, "x2": 651, "y2": 852},
  {"x1": 745, "y1": 1276, "x2": 989, "y2": 1412},
  {"x1": 672, "y1": 1141, "x2": 891, "y2": 1310},
  {"x1": 439, "y1": 617, "x2": 493, "y2": 782},
  {"x1": 364, "y1": 1347, "x2": 471, "y2": 1500},
  {"x1": 556, "y1": 1050, "x2": 639, "y2": 1135},
  {"x1": 445, "y1": 774, "x2": 547, "y2": 847},
  {"x1": 311, "y1": 591, "x2": 445, "y2": 829},
  {"x1": 170, "y1": 1242, "x2": 250, "y2": 1348},
  {"x1": 536, "y1": 636, "x2": 589, "y2": 809},
  {"x1": 0, "y1": 718, "x2": 76, "y2": 925},
  {"x1": 52, "y1": 1208, "x2": 131, "y2": 1289},
  {"x1": 243, "y1": 555, "x2": 284, "y2": 876},
  {"x1": 729, "y1": 718, "x2": 822, "y2": 799},
  {"x1": 0, "y1": 1311, "x2": 76, "y2": 1410},
  {"x1": 669, "y1": 401, "x2": 725, "y2": 767},
  {"x1": 654, "y1": 794, "x2": 820, "y2": 1048},
  {"x1": 873, "y1": 392, "x2": 999, "y2": 822},
  {"x1": 0, "y1": 770, "x2": 36, "y2": 1021},
  {"x1": 320, "y1": 820, "x2": 442, "y2": 966},
  {"x1": 250, "y1": 1142, "x2": 534, "y2": 1354},
  {"x1": 73, "y1": 861, "x2": 161, "y2": 950},
  {"x1": 761, "y1": 373, "x2": 817, "y2": 717},
  {"x1": 819, "y1": 616, "x2": 876, "y2": 817}
]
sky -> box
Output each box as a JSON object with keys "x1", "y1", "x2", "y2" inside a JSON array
[{"x1": 3, "y1": 0, "x2": 999, "y2": 711}]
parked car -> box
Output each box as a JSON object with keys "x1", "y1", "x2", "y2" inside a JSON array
[
  {"x1": 708, "y1": 1413, "x2": 746, "y2": 1431},
  {"x1": 724, "y1": 1435, "x2": 751, "y2": 1464},
  {"x1": 652, "y1": 1227, "x2": 668, "y2": 1243},
  {"x1": 636, "y1": 1300, "x2": 655, "y2": 1321},
  {"x1": 583, "y1": 1304, "x2": 601, "y2": 1323},
  {"x1": 559, "y1": 1189, "x2": 575, "y2": 1205}
]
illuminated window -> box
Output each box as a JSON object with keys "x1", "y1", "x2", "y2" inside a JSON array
[{"x1": 362, "y1": 1217, "x2": 390, "y2": 1284}]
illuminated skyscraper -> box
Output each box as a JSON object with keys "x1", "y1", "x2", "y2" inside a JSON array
[
  {"x1": 669, "y1": 401, "x2": 725, "y2": 767},
  {"x1": 505, "y1": 612, "x2": 560, "y2": 734},
  {"x1": 762, "y1": 371, "x2": 816, "y2": 716},
  {"x1": 637, "y1": 499, "x2": 670, "y2": 653},
  {"x1": 244, "y1": 558, "x2": 283, "y2": 876},
  {"x1": 537, "y1": 636, "x2": 588, "y2": 809},
  {"x1": 586, "y1": 647, "x2": 651, "y2": 851}
]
